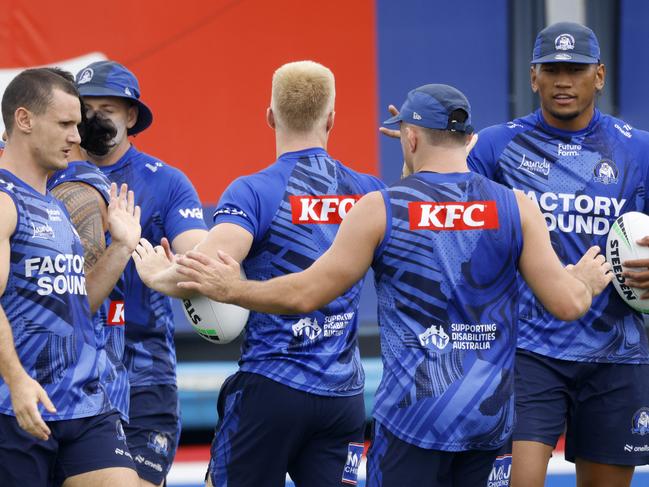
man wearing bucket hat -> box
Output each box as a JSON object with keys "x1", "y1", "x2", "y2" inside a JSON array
[
  {"x1": 168, "y1": 83, "x2": 611, "y2": 486},
  {"x1": 468, "y1": 22, "x2": 649, "y2": 486},
  {"x1": 75, "y1": 60, "x2": 208, "y2": 487}
]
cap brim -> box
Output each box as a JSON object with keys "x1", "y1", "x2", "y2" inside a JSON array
[
  {"x1": 531, "y1": 53, "x2": 599, "y2": 64},
  {"x1": 78, "y1": 86, "x2": 153, "y2": 135},
  {"x1": 383, "y1": 114, "x2": 402, "y2": 125}
]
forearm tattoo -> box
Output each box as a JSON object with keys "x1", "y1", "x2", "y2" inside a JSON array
[{"x1": 50, "y1": 182, "x2": 106, "y2": 270}]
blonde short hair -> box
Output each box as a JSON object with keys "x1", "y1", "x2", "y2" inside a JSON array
[{"x1": 271, "y1": 60, "x2": 335, "y2": 132}]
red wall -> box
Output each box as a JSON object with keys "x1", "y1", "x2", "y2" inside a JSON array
[{"x1": 0, "y1": 0, "x2": 379, "y2": 204}]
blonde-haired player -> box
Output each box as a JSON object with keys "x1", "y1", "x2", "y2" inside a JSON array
[{"x1": 134, "y1": 60, "x2": 385, "y2": 487}]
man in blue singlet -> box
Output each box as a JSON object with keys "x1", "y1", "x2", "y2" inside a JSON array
[
  {"x1": 467, "y1": 22, "x2": 649, "y2": 487},
  {"x1": 134, "y1": 60, "x2": 385, "y2": 487},
  {"x1": 74, "y1": 59, "x2": 209, "y2": 487},
  {"x1": 164, "y1": 83, "x2": 612, "y2": 487},
  {"x1": 0, "y1": 69, "x2": 140, "y2": 486}
]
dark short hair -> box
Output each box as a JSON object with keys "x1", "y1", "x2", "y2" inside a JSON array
[
  {"x1": 1, "y1": 68, "x2": 80, "y2": 135},
  {"x1": 43, "y1": 66, "x2": 75, "y2": 84},
  {"x1": 420, "y1": 109, "x2": 470, "y2": 147}
]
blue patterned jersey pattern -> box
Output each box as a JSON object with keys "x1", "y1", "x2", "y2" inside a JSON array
[
  {"x1": 98, "y1": 146, "x2": 207, "y2": 386},
  {"x1": 371, "y1": 171, "x2": 523, "y2": 451},
  {"x1": 213, "y1": 147, "x2": 385, "y2": 396},
  {"x1": 48, "y1": 161, "x2": 130, "y2": 420},
  {"x1": 0, "y1": 168, "x2": 110, "y2": 420},
  {"x1": 468, "y1": 109, "x2": 649, "y2": 364}
]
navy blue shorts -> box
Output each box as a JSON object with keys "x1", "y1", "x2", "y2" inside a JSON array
[
  {"x1": 0, "y1": 411, "x2": 135, "y2": 487},
  {"x1": 514, "y1": 348, "x2": 649, "y2": 466},
  {"x1": 124, "y1": 384, "x2": 181, "y2": 484},
  {"x1": 208, "y1": 371, "x2": 366, "y2": 487},
  {"x1": 366, "y1": 421, "x2": 498, "y2": 487}
]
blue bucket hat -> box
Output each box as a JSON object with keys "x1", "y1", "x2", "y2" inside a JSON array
[
  {"x1": 75, "y1": 60, "x2": 153, "y2": 135},
  {"x1": 383, "y1": 84, "x2": 473, "y2": 134},
  {"x1": 531, "y1": 22, "x2": 600, "y2": 64}
]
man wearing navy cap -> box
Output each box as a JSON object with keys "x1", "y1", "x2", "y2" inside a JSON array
[
  {"x1": 468, "y1": 22, "x2": 649, "y2": 486},
  {"x1": 168, "y1": 83, "x2": 611, "y2": 486},
  {"x1": 75, "y1": 60, "x2": 208, "y2": 487}
]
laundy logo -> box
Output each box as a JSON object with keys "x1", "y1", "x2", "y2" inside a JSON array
[{"x1": 632, "y1": 407, "x2": 649, "y2": 436}]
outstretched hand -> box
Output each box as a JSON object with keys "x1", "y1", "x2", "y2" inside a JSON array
[
  {"x1": 107, "y1": 182, "x2": 141, "y2": 252},
  {"x1": 176, "y1": 250, "x2": 242, "y2": 302},
  {"x1": 567, "y1": 245, "x2": 613, "y2": 296},
  {"x1": 132, "y1": 238, "x2": 173, "y2": 287}
]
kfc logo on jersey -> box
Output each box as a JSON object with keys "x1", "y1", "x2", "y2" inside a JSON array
[
  {"x1": 290, "y1": 195, "x2": 362, "y2": 224},
  {"x1": 409, "y1": 201, "x2": 499, "y2": 231},
  {"x1": 108, "y1": 300, "x2": 125, "y2": 326}
]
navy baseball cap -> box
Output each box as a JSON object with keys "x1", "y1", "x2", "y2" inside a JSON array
[
  {"x1": 531, "y1": 22, "x2": 600, "y2": 64},
  {"x1": 75, "y1": 61, "x2": 153, "y2": 135},
  {"x1": 383, "y1": 84, "x2": 473, "y2": 133}
]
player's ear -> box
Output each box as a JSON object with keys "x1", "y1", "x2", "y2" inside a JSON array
[
  {"x1": 127, "y1": 104, "x2": 138, "y2": 130},
  {"x1": 404, "y1": 125, "x2": 417, "y2": 153},
  {"x1": 530, "y1": 65, "x2": 539, "y2": 93},
  {"x1": 266, "y1": 107, "x2": 276, "y2": 129},
  {"x1": 326, "y1": 111, "x2": 335, "y2": 133},
  {"x1": 594, "y1": 63, "x2": 606, "y2": 92},
  {"x1": 14, "y1": 107, "x2": 33, "y2": 134}
]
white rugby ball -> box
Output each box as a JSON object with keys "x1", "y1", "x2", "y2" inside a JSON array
[
  {"x1": 606, "y1": 211, "x2": 649, "y2": 313},
  {"x1": 181, "y1": 270, "x2": 250, "y2": 343}
]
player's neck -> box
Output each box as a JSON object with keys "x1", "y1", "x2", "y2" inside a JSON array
[
  {"x1": 275, "y1": 130, "x2": 327, "y2": 158},
  {"x1": 413, "y1": 147, "x2": 469, "y2": 174},
  {"x1": 0, "y1": 143, "x2": 49, "y2": 193},
  {"x1": 87, "y1": 139, "x2": 131, "y2": 167},
  {"x1": 540, "y1": 104, "x2": 596, "y2": 132},
  {"x1": 68, "y1": 144, "x2": 84, "y2": 162}
]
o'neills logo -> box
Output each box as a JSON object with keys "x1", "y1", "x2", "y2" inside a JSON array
[
  {"x1": 290, "y1": 195, "x2": 362, "y2": 224},
  {"x1": 107, "y1": 300, "x2": 125, "y2": 325},
  {"x1": 409, "y1": 201, "x2": 499, "y2": 230}
]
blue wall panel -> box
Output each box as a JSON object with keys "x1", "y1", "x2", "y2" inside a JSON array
[
  {"x1": 376, "y1": 0, "x2": 510, "y2": 183},
  {"x1": 619, "y1": 0, "x2": 649, "y2": 128}
]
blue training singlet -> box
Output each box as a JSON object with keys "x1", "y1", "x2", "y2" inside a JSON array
[
  {"x1": 372, "y1": 171, "x2": 522, "y2": 450},
  {"x1": 0, "y1": 168, "x2": 109, "y2": 420}
]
